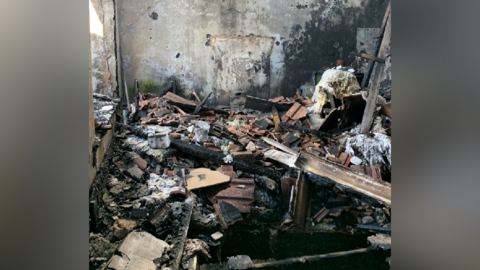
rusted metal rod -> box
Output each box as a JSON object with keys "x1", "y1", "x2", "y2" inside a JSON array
[{"x1": 253, "y1": 247, "x2": 372, "y2": 268}]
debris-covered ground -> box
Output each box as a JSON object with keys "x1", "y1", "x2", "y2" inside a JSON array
[{"x1": 89, "y1": 65, "x2": 392, "y2": 269}]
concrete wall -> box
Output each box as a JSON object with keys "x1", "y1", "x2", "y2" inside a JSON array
[
  {"x1": 90, "y1": 0, "x2": 118, "y2": 97},
  {"x1": 117, "y1": 0, "x2": 388, "y2": 105},
  {"x1": 89, "y1": 7, "x2": 96, "y2": 188}
]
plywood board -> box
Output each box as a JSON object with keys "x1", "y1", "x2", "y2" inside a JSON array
[{"x1": 186, "y1": 168, "x2": 231, "y2": 190}]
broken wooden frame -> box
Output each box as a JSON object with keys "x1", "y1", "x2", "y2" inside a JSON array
[
  {"x1": 295, "y1": 149, "x2": 391, "y2": 206},
  {"x1": 244, "y1": 95, "x2": 292, "y2": 112},
  {"x1": 359, "y1": 3, "x2": 391, "y2": 133}
]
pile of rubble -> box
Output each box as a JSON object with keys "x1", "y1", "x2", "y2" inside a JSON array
[{"x1": 89, "y1": 71, "x2": 391, "y2": 269}]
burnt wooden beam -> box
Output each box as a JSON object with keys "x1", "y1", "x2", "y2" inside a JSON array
[
  {"x1": 134, "y1": 79, "x2": 140, "y2": 111},
  {"x1": 295, "y1": 149, "x2": 391, "y2": 206},
  {"x1": 279, "y1": 122, "x2": 333, "y2": 138},
  {"x1": 262, "y1": 137, "x2": 298, "y2": 156},
  {"x1": 120, "y1": 124, "x2": 282, "y2": 179},
  {"x1": 360, "y1": 9, "x2": 391, "y2": 134},
  {"x1": 361, "y1": 3, "x2": 391, "y2": 88},
  {"x1": 169, "y1": 198, "x2": 194, "y2": 270},
  {"x1": 167, "y1": 101, "x2": 229, "y2": 115},
  {"x1": 245, "y1": 95, "x2": 292, "y2": 112},
  {"x1": 253, "y1": 247, "x2": 372, "y2": 269},
  {"x1": 292, "y1": 171, "x2": 311, "y2": 229},
  {"x1": 209, "y1": 125, "x2": 239, "y2": 142},
  {"x1": 192, "y1": 92, "x2": 213, "y2": 115},
  {"x1": 170, "y1": 138, "x2": 282, "y2": 180}
]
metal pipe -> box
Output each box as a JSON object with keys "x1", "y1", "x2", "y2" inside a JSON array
[{"x1": 254, "y1": 247, "x2": 372, "y2": 268}]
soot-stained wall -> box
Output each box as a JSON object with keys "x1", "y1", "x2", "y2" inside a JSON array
[
  {"x1": 90, "y1": 0, "x2": 118, "y2": 98},
  {"x1": 117, "y1": 0, "x2": 388, "y2": 105}
]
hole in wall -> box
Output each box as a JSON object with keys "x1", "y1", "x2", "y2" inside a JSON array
[{"x1": 176, "y1": 53, "x2": 181, "y2": 58}]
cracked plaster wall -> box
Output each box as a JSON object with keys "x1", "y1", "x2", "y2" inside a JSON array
[
  {"x1": 117, "y1": 0, "x2": 388, "y2": 105},
  {"x1": 90, "y1": 0, "x2": 118, "y2": 98}
]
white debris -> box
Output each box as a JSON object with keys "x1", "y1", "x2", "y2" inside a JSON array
[
  {"x1": 311, "y1": 69, "x2": 360, "y2": 114},
  {"x1": 142, "y1": 173, "x2": 179, "y2": 204},
  {"x1": 345, "y1": 133, "x2": 391, "y2": 167},
  {"x1": 246, "y1": 141, "x2": 256, "y2": 152},
  {"x1": 350, "y1": 156, "x2": 363, "y2": 165},
  {"x1": 145, "y1": 125, "x2": 171, "y2": 134},
  {"x1": 371, "y1": 116, "x2": 388, "y2": 135},
  {"x1": 361, "y1": 90, "x2": 387, "y2": 106},
  {"x1": 211, "y1": 232, "x2": 224, "y2": 241},
  {"x1": 223, "y1": 154, "x2": 233, "y2": 164},
  {"x1": 348, "y1": 68, "x2": 355, "y2": 73},
  {"x1": 124, "y1": 136, "x2": 167, "y2": 162},
  {"x1": 193, "y1": 121, "x2": 210, "y2": 143},
  {"x1": 100, "y1": 105, "x2": 113, "y2": 111}
]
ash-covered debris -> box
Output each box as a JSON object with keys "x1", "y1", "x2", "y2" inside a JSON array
[
  {"x1": 90, "y1": 60, "x2": 391, "y2": 268},
  {"x1": 345, "y1": 132, "x2": 391, "y2": 168},
  {"x1": 93, "y1": 96, "x2": 117, "y2": 125}
]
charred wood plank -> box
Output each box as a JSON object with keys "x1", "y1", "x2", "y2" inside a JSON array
[
  {"x1": 360, "y1": 4, "x2": 391, "y2": 133},
  {"x1": 134, "y1": 79, "x2": 140, "y2": 111},
  {"x1": 169, "y1": 198, "x2": 194, "y2": 270},
  {"x1": 167, "y1": 101, "x2": 229, "y2": 115},
  {"x1": 292, "y1": 171, "x2": 311, "y2": 229},
  {"x1": 209, "y1": 125, "x2": 239, "y2": 142},
  {"x1": 245, "y1": 95, "x2": 292, "y2": 112},
  {"x1": 279, "y1": 122, "x2": 333, "y2": 138},
  {"x1": 361, "y1": 3, "x2": 391, "y2": 88},
  {"x1": 170, "y1": 138, "x2": 282, "y2": 180},
  {"x1": 192, "y1": 92, "x2": 213, "y2": 115},
  {"x1": 163, "y1": 92, "x2": 198, "y2": 106},
  {"x1": 262, "y1": 137, "x2": 298, "y2": 155},
  {"x1": 350, "y1": 52, "x2": 386, "y2": 63},
  {"x1": 295, "y1": 149, "x2": 391, "y2": 206},
  {"x1": 263, "y1": 149, "x2": 298, "y2": 168}
]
